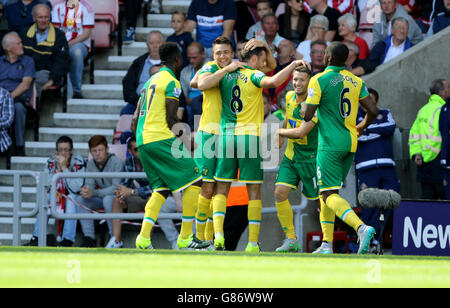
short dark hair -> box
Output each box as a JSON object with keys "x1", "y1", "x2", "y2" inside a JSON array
[
  {"x1": 294, "y1": 65, "x2": 313, "y2": 78},
  {"x1": 241, "y1": 46, "x2": 267, "y2": 62},
  {"x1": 159, "y1": 42, "x2": 181, "y2": 66},
  {"x1": 127, "y1": 136, "x2": 136, "y2": 150},
  {"x1": 327, "y1": 41, "x2": 349, "y2": 66},
  {"x1": 213, "y1": 36, "x2": 233, "y2": 48},
  {"x1": 88, "y1": 135, "x2": 108, "y2": 150},
  {"x1": 56, "y1": 135, "x2": 73, "y2": 150},
  {"x1": 368, "y1": 88, "x2": 379, "y2": 102},
  {"x1": 430, "y1": 79, "x2": 447, "y2": 95}
]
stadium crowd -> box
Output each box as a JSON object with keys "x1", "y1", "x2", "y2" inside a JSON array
[{"x1": 0, "y1": 0, "x2": 448, "y2": 250}]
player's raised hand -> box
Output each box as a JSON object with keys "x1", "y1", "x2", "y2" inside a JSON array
[
  {"x1": 224, "y1": 61, "x2": 245, "y2": 73},
  {"x1": 244, "y1": 38, "x2": 268, "y2": 52},
  {"x1": 292, "y1": 59, "x2": 311, "y2": 70}
]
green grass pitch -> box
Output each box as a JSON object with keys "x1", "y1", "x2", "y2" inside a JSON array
[{"x1": 0, "y1": 246, "x2": 449, "y2": 288}]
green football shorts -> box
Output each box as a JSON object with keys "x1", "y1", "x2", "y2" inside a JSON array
[
  {"x1": 138, "y1": 137, "x2": 202, "y2": 192},
  {"x1": 194, "y1": 130, "x2": 218, "y2": 182},
  {"x1": 316, "y1": 150, "x2": 355, "y2": 193},
  {"x1": 275, "y1": 155, "x2": 319, "y2": 200},
  {"x1": 214, "y1": 134, "x2": 263, "y2": 183}
]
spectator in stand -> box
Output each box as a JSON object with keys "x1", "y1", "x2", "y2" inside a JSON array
[
  {"x1": 355, "y1": 88, "x2": 400, "y2": 250},
  {"x1": 337, "y1": 13, "x2": 370, "y2": 60},
  {"x1": 106, "y1": 137, "x2": 181, "y2": 249},
  {"x1": 234, "y1": 0, "x2": 259, "y2": 42},
  {"x1": 20, "y1": 4, "x2": 69, "y2": 99},
  {"x1": 372, "y1": 0, "x2": 423, "y2": 48},
  {"x1": 369, "y1": 17, "x2": 412, "y2": 67},
  {"x1": 0, "y1": 1, "x2": 9, "y2": 56},
  {"x1": 180, "y1": 41, "x2": 206, "y2": 131},
  {"x1": 166, "y1": 11, "x2": 194, "y2": 68},
  {"x1": 309, "y1": 40, "x2": 326, "y2": 75},
  {"x1": 409, "y1": 79, "x2": 449, "y2": 200},
  {"x1": 4, "y1": 0, "x2": 51, "y2": 33},
  {"x1": 308, "y1": 0, "x2": 342, "y2": 41},
  {"x1": 439, "y1": 86, "x2": 450, "y2": 200},
  {"x1": 0, "y1": 87, "x2": 13, "y2": 154},
  {"x1": 296, "y1": 15, "x2": 329, "y2": 63},
  {"x1": 325, "y1": 0, "x2": 355, "y2": 14},
  {"x1": 427, "y1": 0, "x2": 450, "y2": 37},
  {"x1": 185, "y1": 0, "x2": 237, "y2": 59},
  {"x1": 51, "y1": 0, "x2": 95, "y2": 99},
  {"x1": 342, "y1": 39, "x2": 376, "y2": 76},
  {"x1": 0, "y1": 31, "x2": 35, "y2": 156},
  {"x1": 27, "y1": 135, "x2": 86, "y2": 246},
  {"x1": 246, "y1": 0, "x2": 273, "y2": 40},
  {"x1": 122, "y1": 0, "x2": 140, "y2": 44},
  {"x1": 399, "y1": 0, "x2": 446, "y2": 34},
  {"x1": 121, "y1": 30, "x2": 163, "y2": 115},
  {"x1": 278, "y1": 0, "x2": 310, "y2": 45},
  {"x1": 257, "y1": 13, "x2": 286, "y2": 57},
  {"x1": 74, "y1": 135, "x2": 124, "y2": 247}
]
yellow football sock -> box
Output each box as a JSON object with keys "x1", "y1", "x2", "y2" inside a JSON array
[
  {"x1": 204, "y1": 196, "x2": 214, "y2": 241},
  {"x1": 275, "y1": 199, "x2": 296, "y2": 239},
  {"x1": 326, "y1": 193, "x2": 363, "y2": 232},
  {"x1": 196, "y1": 195, "x2": 211, "y2": 240},
  {"x1": 248, "y1": 200, "x2": 262, "y2": 243},
  {"x1": 212, "y1": 194, "x2": 227, "y2": 236},
  {"x1": 140, "y1": 192, "x2": 166, "y2": 239},
  {"x1": 319, "y1": 195, "x2": 335, "y2": 242},
  {"x1": 180, "y1": 185, "x2": 201, "y2": 239}
]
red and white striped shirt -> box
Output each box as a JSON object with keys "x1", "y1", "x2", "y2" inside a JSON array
[{"x1": 51, "y1": 0, "x2": 95, "y2": 49}]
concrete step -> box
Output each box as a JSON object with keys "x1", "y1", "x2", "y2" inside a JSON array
[
  {"x1": 0, "y1": 233, "x2": 33, "y2": 245},
  {"x1": 94, "y1": 70, "x2": 126, "y2": 84},
  {"x1": 81, "y1": 84, "x2": 123, "y2": 99},
  {"x1": 147, "y1": 13, "x2": 172, "y2": 28},
  {"x1": 10, "y1": 156, "x2": 48, "y2": 171},
  {"x1": 39, "y1": 127, "x2": 114, "y2": 143},
  {"x1": 67, "y1": 98, "x2": 126, "y2": 114},
  {"x1": 122, "y1": 41, "x2": 148, "y2": 56},
  {"x1": 25, "y1": 141, "x2": 90, "y2": 158},
  {"x1": 0, "y1": 186, "x2": 36, "y2": 202},
  {"x1": 0, "y1": 201, "x2": 36, "y2": 211},
  {"x1": 107, "y1": 56, "x2": 137, "y2": 70},
  {"x1": 53, "y1": 112, "x2": 120, "y2": 129},
  {"x1": 161, "y1": 0, "x2": 190, "y2": 14}
]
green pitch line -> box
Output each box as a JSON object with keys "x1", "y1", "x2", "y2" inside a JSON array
[{"x1": 0, "y1": 246, "x2": 449, "y2": 288}]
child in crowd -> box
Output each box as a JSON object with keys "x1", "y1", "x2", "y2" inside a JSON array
[{"x1": 166, "y1": 11, "x2": 194, "y2": 68}]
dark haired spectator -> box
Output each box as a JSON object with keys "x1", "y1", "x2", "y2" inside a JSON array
[
  {"x1": 27, "y1": 135, "x2": 86, "y2": 246},
  {"x1": 409, "y1": 79, "x2": 449, "y2": 200},
  {"x1": 0, "y1": 87, "x2": 13, "y2": 153},
  {"x1": 4, "y1": 0, "x2": 51, "y2": 33},
  {"x1": 122, "y1": 0, "x2": 140, "y2": 44},
  {"x1": 342, "y1": 40, "x2": 375, "y2": 76},
  {"x1": 369, "y1": 17, "x2": 412, "y2": 67},
  {"x1": 106, "y1": 137, "x2": 181, "y2": 249},
  {"x1": 51, "y1": 0, "x2": 94, "y2": 99},
  {"x1": 308, "y1": 0, "x2": 342, "y2": 42},
  {"x1": 122, "y1": 30, "x2": 162, "y2": 115},
  {"x1": 439, "y1": 85, "x2": 450, "y2": 200},
  {"x1": 372, "y1": 0, "x2": 423, "y2": 48},
  {"x1": 355, "y1": 88, "x2": 400, "y2": 250},
  {"x1": 185, "y1": 0, "x2": 237, "y2": 59},
  {"x1": 278, "y1": 0, "x2": 310, "y2": 45},
  {"x1": 0, "y1": 31, "x2": 35, "y2": 156},
  {"x1": 338, "y1": 13, "x2": 370, "y2": 60},
  {"x1": 258, "y1": 13, "x2": 286, "y2": 57},
  {"x1": 20, "y1": 4, "x2": 69, "y2": 99},
  {"x1": 309, "y1": 40, "x2": 326, "y2": 75},
  {"x1": 180, "y1": 41, "x2": 206, "y2": 131},
  {"x1": 166, "y1": 11, "x2": 194, "y2": 68},
  {"x1": 246, "y1": 0, "x2": 272, "y2": 40},
  {"x1": 74, "y1": 135, "x2": 124, "y2": 247}
]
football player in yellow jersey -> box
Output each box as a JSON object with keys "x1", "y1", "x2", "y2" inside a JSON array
[
  {"x1": 199, "y1": 39, "x2": 308, "y2": 252},
  {"x1": 273, "y1": 66, "x2": 321, "y2": 252},
  {"x1": 304, "y1": 42, "x2": 378, "y2": 254},
  {"x1": 132, "y1": 42, "x2": 209, "y2": 250}
]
